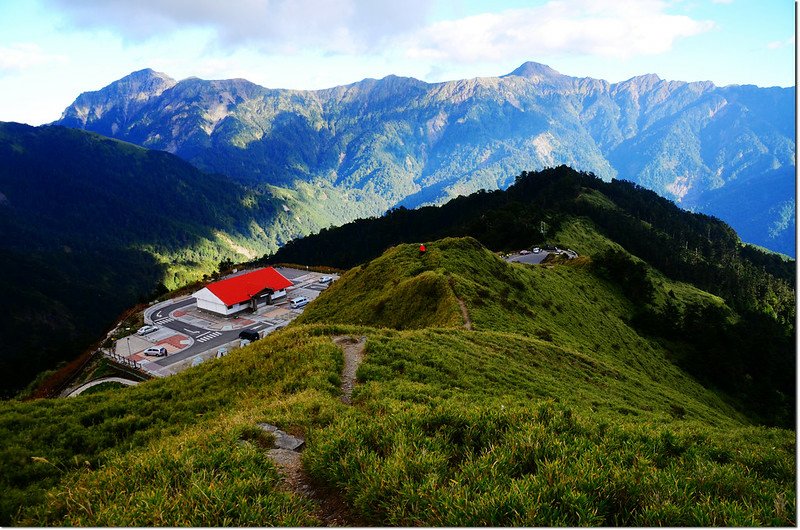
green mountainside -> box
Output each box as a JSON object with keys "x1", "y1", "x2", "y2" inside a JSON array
[
  {"x1": 56, "y1": 64, "x2": 796, "y2": 256},
  {"x1": 270, "y1": 167, "x2": 793, "y2": 314},
  {"x1": 0, "y1": 236, "x2": 794, "y2": 526},
  {"x1": 270, "y1": 166, "x2": 795, "y2": 425},
  {"x1": 0, "y1": 122, "x2": 356, "y2": 396}
]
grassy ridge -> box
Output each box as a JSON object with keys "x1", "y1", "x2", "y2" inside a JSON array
[
  {"x1": 301, "y1": 237, "x2": 743, "y2": 422},
  {"x1": 8, "y1": 325, "x2": 794, "y2": 526},
  {"x1": 1, "y1": 238, "x2": 795, "y2": 526},
  {"x1": 306, "y1": 398, "x2": 794, "y2": 526},
  {"x1": 290, "y1": 183, "x2": 794, "y2": 424},
  {"x1": 295, "y1": 240, "x2": 465, "y2": 330}
]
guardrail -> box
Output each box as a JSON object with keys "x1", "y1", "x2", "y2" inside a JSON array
[{"x1": 100, "y1": 349, "x2": 144, "y2": 371}]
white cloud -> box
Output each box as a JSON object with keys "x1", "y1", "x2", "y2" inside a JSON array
[
  {"x1": 767, "y1": 36, "x2": 795, "y2": 50},
  {"x1": 710, "y1": 0, "x2": 734, "y2": 4},
  {"x1": 44, "y1": 0, "x2": 432, "y2": 54},
  {"x1": 0, "y1": 43, "x2": 67, "y2": 73},
  {"x1": 404, "y1": 0, "x2": 715, "y2": 63}
]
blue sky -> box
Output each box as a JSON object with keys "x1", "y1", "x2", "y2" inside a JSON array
[{"x1": 0, "y1": 0, "x2": 795, "y2": 125}]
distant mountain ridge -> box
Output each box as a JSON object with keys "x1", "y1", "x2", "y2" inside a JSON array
[{"x1": 56, "y1": 63, "x2": 796, "y2": 256}]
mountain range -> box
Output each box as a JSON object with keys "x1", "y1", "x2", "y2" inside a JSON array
[{"x1": 56, "y1": 62, "x2": 796, "y2": 256}]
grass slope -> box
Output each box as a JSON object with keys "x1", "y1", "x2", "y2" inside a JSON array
[
  {"x1": 301, "y1": 238, "x2": 744, "y2": 424},
  {"x1": 0, "y1": 238, "x2": 794, "y2": 526},
  {"x1": 307, "y1": 330, "x2": 794, "y2": 525}
]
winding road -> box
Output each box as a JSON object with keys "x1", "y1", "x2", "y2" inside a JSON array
[{"x1": 66, "y1": 377, "x2": 140, "y2": 397}]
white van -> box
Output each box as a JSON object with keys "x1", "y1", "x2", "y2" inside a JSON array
[{"x1": 290, "y1": 296, "x2": 309, "y2": 309}]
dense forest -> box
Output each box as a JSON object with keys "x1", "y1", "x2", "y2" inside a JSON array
[{"x1": 269, "y1": 166, "x2": 793, "y2": 316}]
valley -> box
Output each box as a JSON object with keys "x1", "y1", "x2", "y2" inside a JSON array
[{"x1": 0, "y1": 122, "x2": 347, "y2": 397}]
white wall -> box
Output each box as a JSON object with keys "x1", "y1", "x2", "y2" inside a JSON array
[
  {"x1": 193, "y1": 287, "x2": 243, "y2": 316},
  {"x1": 270, "y1": 289, "x2": 286, "y2": 301}
]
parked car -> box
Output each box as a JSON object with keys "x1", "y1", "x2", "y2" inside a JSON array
[
  {"x1": 136, "y1": 325, "x2": 159, "y2": 336},
  {"x1": 532, "y1": 247, "x2": 541, "y2": 254},
  {"x1": 215, "y1": 348, "x2": 229, "y2": 359},
  {"x1": 238, "y1": 329, "x2": 260, "y2": 342},
  {"x1": 318, "y1": 276, "x2": 333, "y2": 284},
  {"x1": 143, "y1": 346, "x2": 167, "y2": 357},
  {"x1": 519, "y1": 249, "x2": 530, "y2": 255},
  {"x1": 290, "y1": 296, "x2": 309, "y2": 309},
  {"x1": 191, "y1": 357, "x2": 204, "y2": 367}
]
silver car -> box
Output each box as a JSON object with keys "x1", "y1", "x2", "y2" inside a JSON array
[{"x1": 136, "y1": 325, "x2": 159, "y2": 336}]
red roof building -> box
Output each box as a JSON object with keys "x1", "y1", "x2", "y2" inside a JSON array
[{"x1": 193, "y1": 267, "x2": 293, "y2": 316}]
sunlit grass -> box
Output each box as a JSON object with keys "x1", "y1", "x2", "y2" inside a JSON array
[{"x1": 1, "y1": 238, "x2": 794, "y2": 526}]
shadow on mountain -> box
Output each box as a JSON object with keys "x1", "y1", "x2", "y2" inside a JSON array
[{"x1": 0, "y1": 122, "x2": 283, "y2": 396}]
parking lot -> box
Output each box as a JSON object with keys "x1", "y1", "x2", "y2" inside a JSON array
[
  {"x1": 504, "y1": 246, "x2": 578, "y2": 265},
  {"x1": 111, "y1": 267, "x2": 338, "y2": 377}
]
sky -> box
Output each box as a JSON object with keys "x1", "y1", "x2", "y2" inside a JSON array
[{"x1": 0, "y1": 0, "x2": 795, "y2": 126}]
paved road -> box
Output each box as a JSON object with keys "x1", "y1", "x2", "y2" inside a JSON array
[
  {"x1": 147, "y1": 297, "x2": 287, "y2": 367},
  {"x1": 66, "y1": 376, "x2": 140, "y2": 397},
  {"x1": 139, "y1": 268, "x2": 335, "y2": 369},
  {"x1": 150, "y1": 297, "x2": 195, "y2": 322},
  {"x1": 506, "y1": 251, "x2": 550, "y2": 264}
]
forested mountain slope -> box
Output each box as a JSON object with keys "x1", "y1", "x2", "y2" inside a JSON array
[
  {"x1": 57, "y1": 63, "x2": 796, "y2": 255},
  {"x1": 0, "y1": 122, "x2": 350, "y2": 396}
]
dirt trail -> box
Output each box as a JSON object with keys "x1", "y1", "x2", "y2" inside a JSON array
[
  {"x1": 333, "y1": 335, "x2": 366, "y2": 404},
  {"x1": 262, "y1": 335, "x2": 368, "y2": 525},
  {"x1": 457, "y1": 298, "x2": 473, "y2": 330},
  {"x1": 267, "y1": 448, "x2": 356, "y2": 526}
]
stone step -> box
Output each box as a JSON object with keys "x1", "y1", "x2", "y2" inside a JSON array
[{"x1": 257, "y1": 423, "x2": 305, "y2": 451}]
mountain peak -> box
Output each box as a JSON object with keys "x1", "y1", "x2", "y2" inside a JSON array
[
  {"x1": 504, "y1": 61, "x2": 563, "y2": 80},
  {"x1": 57, "y1": 68, "x2": 177, "y2": 128},
  {"x1": 631, "y1": 73, "x2": 662, "y2": 84},
  {"x1": 616, "y1": 73, "x2": 663, "y2": 92},
  {"x1": 125, "y1": 68, "x2": 174, "y2": 82},
  {"x1": 113, "y1": 68, "x2": 177, "y2": 95}
]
